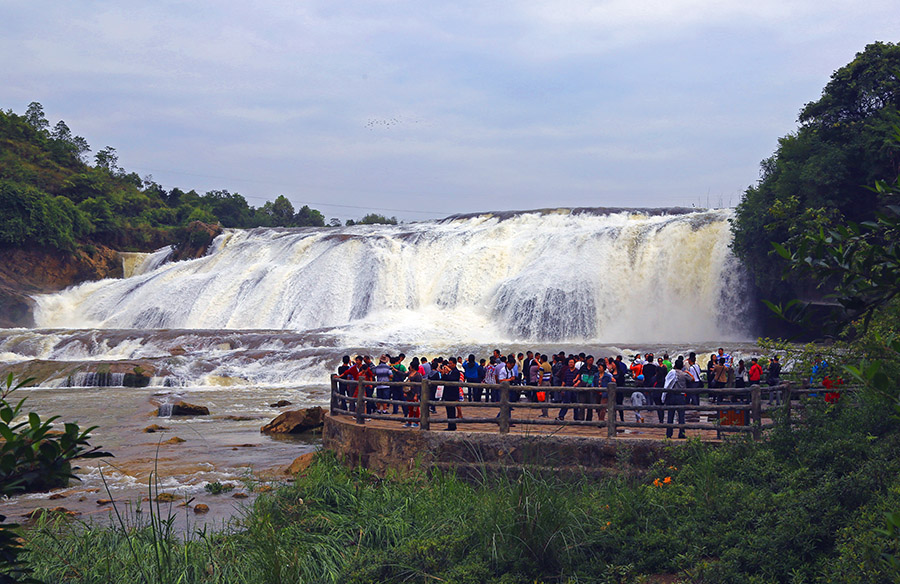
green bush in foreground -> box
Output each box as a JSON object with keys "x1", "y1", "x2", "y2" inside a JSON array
[{"x1": 17, "y1": 396, "x2": 900, "y2": 583}]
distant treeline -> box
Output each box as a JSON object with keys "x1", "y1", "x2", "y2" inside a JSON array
[{"x1": 0, "y1": 103, "x2": 396, "y2": 252}]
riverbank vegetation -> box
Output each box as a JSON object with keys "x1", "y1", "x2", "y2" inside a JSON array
[
  {"x1": 11, "y1": 394, "x2": 900, "y2": 583},
  {"x1": 0, "y1": 104, "x2": 397, "y2": 255}
]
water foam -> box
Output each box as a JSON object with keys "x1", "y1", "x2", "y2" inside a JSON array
[{"x1": 33, "y1": 209, "x2": 753, "y2": 344}]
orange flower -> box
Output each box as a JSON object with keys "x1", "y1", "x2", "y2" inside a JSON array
[
  {"x1": 652, "y1": 478, "x2": 662, "y2": 487},
  {"x1": 663, "y1": 476, "x2": 672, "y2": 484}
]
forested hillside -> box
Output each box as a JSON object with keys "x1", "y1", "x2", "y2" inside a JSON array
[{"x1": 0, "y1": 103, "x2": 330, "y2": 254}]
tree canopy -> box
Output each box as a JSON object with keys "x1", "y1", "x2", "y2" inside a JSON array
[
  {"x1": 0, "y1": 104, "x2": 366, "y2": 251},
  {"x1": 731, "y1": 41, "x2": 900, "y2": 304}
]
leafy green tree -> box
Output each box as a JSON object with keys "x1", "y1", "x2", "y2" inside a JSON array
[
  {"x1": 732, "y1": 41, "x2": 900, "y2": 302},
  {"x1": 357, "y1": 213, "x2": 398, "y2": 225},
  {"x1": 203, "y1": 190, "x2": 252, "y2": 227},
  {"x1": 23, "y1": 101, "x2": 49, "y2": 134},
  {"x1": 94, "y1": 146, "x2": 120, "y2": 174},
  {"x1": 49, "y1": 120, "x2": 90, "y2": 165},
  {"x1": 260, "y1": 195, "x2": 295, "y2": 226},
  {"x1": 294, "y1": 204, "x2": 325, "y2": 227}
]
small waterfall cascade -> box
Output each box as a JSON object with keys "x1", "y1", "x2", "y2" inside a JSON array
[{"x1": 33, "y1": 209, "x2": 754, "y2": 343}]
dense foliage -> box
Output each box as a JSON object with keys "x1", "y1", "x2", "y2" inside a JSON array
[
  {"x1": 731, "y1": 41, "x2": 900, "y2": 305},
  {"x1": 0, "y1": 374, "x2": 110, "y2": 581},
  {"x1": 0, "y1": 104, "x2": 399, "y2": 253}
]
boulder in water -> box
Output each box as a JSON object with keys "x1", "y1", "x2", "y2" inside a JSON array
[
  {"x1": 269, "y1": 400, "x2": 292, "y2": 408},
  {"x1": 162, "y1": 401, "x2": 210, "y2": 416},
  {"x1": 193, "y1": 503, "x2": 210, "y2": 514},
  {"x1": 260, "y1": 407, "x2": 325, "y2": 435},
  {"x1": 162, "y1": 436, "x2": 186, "y2": 445},
  {"x1": 143, "y1": 424, "x2": 168, "y2": 433}
]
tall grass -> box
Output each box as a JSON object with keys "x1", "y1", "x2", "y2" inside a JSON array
[{"x1": 17, "y1": 396, "x2": 900, "y2": 583}]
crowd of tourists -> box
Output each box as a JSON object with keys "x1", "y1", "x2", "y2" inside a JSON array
[{"x1": 334, "y1": 348, "x2": 788, "y2": 437}]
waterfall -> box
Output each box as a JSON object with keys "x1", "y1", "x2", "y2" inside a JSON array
[{"x1": 32, "y1": 209, "x2": 754, "y2": 343}]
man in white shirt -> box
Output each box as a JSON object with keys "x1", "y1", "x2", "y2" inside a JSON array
[{"x1": 663, "y1": 357, "x2": 692, "y2": 439}]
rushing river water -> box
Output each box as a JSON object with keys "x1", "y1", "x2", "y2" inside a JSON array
[{"x1": 0, "y1": 208, "x2": 758, "y2": 525}]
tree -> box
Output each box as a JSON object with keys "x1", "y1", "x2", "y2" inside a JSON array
[
  {"x1": 203, "y1": 190, "x2": 252, "y2": 227},
  {"x1": 770, "y1": 153, "x2": 900, "y2": 332},
  {"x1": 357, "y1": 213, "x2": 398, "y2": 225},
  {"x1": 294, "y1": 204, "x2": 325, "y2": 227},
  {"x1": 731, "y1": 42, "x2": 900, "y2": 302},
  {"x1": 50, "y1": 120, "x2": 91, "y2": 165},
  {"x1": 261, "y1": 195, "x2": 295, "y2": 226},
  {"x1": 94, "y1": 146, "x2": 120, "y2": 174},
  {"x1": 24, "y1": 101, "x2": 49, "y2": 134}
]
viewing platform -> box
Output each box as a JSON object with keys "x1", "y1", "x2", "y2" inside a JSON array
[{"x1": 323, "y1": 378, "x2": 843, "y2": 477}]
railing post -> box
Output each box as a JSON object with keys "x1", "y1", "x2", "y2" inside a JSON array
[
  {"x1": 330, "y1": 374, "x2": 338, "y2": 415},
  {"x1": 499, "y1": 381, "x2": 510, "y2": 434},
  {"x1": 420, "y1": 378, "x2": 430, "y2": 431},
  {"x1": 751, "y1": 384, "x2": 761, "y2": 440},
  {"x1": 607, "y1": 382, "x2": 617, "y2": 438},
  {"x1": 356, "y1": 378, "x2": 365, "y2": 425}
]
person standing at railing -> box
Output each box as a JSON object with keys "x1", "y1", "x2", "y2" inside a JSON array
[
  {"x1": 464, "y1": 354, "x2": 482, "y2": 402},
  {"x1": 642, "y1": 356, "x2": 663, "y2": 423},
  {"x1": 538, "y1": 354, "x2": 552, "y2": 417},
  {"x1": 663, "y1": 357, "x2": 691, "y2": 439},
  {"x1": 507, "y1": 354, "x2": 521, "y2": 404},
  {"x1": 440, "y1": 361, "x2": 462, "y2": 431},
  {"x1": 527, "y1": 355, "x2": 542, "y2": 405},
  {"x1": 402, "y1": 358, "x2": 421, "y2": 426},
  {"x1": 733, "y1": 360, "x2": 748, "y2": 403},
  {"x1": 598, "y1": 360, "x2": 614, "y2": 422},
  {"x1": 748, "y1": 358, "x2": 763, "y2": 406},
  {"x1": 336, "y1": 355, "x2": 352, "y2": 411},
  {"x1": 573, "y1": 355, "x2": 599, "y2": 421},
  {"x1": 484, "y1": 356, "x2": 499, "y2": 402},
  {"x1": 373, "y1": 355, "x2": 393, "y2": 414},
  {"x1": 712, "y1": 358, "x2": 730, "y2": 404},
  {"x1": 390, "y1": 355, "x2": 408, "y2": 414},
  {"x1": 556, "y1": 358, "x2": 579, "y2": 421},
  {"x1": 336, "y1": 355, "x2": 364, "y2": 412},
  {"x1": 613, "y1": 356, "x2": 627, "y2": 422},
  {"x1": 551, "y1": 353, "x2": 565, "y2": 403},
  {"x1": 687, "y1": 354, "x2": 703, "y2": 406},
  {"x1": 767, "y1": 355, "x2": 782, "y2": 406}
]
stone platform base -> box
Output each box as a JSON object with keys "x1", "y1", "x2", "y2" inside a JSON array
[{"x1": 323, "y1": 414, "x2": 673, "y2": 479}]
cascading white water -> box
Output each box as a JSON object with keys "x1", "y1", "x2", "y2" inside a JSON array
[{"x1": 33, "y1": 209, "x2": 753, "y2": 344}]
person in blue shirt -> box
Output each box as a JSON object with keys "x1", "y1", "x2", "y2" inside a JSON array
[{"x1": 463, "y1": 354, "x2": 482, "y2": 401}]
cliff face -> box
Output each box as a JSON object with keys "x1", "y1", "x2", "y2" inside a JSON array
[{"x1": 0, "y1": 245, "x2": 123, "y2": 328}]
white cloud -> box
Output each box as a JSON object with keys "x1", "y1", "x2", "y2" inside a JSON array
[{"x1": 1, "y1": 0, "x2": 899, "y2": 221}]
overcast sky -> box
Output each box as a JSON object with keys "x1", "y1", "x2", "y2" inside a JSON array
[{"x1": 3, "y1": 1, "x2": 898, "y2": 222}]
